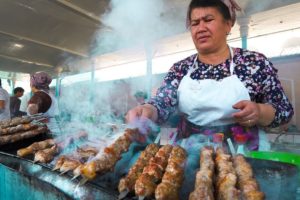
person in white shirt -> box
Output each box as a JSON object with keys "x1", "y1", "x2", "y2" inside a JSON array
[{"x1": 0, "y1": 79, "x2": 10, "y2": 121}]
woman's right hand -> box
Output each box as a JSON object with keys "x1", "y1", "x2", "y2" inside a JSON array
[{"x1": 125, "y1": 104, "x2": 158, "y2": 123}]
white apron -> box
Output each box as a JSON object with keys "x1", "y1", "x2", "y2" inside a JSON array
[
  {"x1": 43, "y1": 91, "x2": 59, "y2": 118},
  {"x1": 177, "y1": 47, "x2": 270, "y2": 151}
]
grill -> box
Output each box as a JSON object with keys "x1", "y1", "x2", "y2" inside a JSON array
[{"x1": 0, "y1": 132, "x2": 299, "y2": 200}]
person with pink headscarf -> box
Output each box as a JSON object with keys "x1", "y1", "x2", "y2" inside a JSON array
[
  {"x1": 126, "y1": 0, "x2": 293, "y2": 151},
  {"x1": 27, "y1": 71, "x2": 58, "y2": 117}
]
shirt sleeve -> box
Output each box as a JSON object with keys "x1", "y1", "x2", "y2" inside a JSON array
[
  {"x1": 259, "y1": 58, "x2": 294, "y2": 127},
  {"x1": 0, "y1": 90, "x2": 5, "y2": 101},
  {"x1": 148, "y1": 61, "x2": 186, "y2": 124}
]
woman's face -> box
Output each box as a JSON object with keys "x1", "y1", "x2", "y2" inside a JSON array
[{"x1": 189, "y1": 7, "x2": 231, "y2": 54}]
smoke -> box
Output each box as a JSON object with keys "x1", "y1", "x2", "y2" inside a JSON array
[
  {"x1": 241, "y1": 0, "x2": 300, "y2": 15},
  {"x1": 92, "y1": 0, "x2": 186, "y2": 55},
  {"x1": 49, "y1": 0, "x2": 189, "y2": 156}
]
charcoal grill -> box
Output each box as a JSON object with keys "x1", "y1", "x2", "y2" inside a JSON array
[{"x1": 0, "y1": 135, "x2": 299, "y2": 200}]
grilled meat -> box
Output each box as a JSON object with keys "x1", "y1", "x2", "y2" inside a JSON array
[
  {"x1": 155, "y1": 145, "x2": 187, "y2": 200},
  {"x1": 0, "y1": 123, "x2": 38, "y2": 135},
  {"x1": 233, "y1": 155, "x2": 265, "y2": 200},
  {"x1": 34, "y1": 145, "x2": 58, "y2": 163},
  {"x1": 118, "y1": 143, "x2": 159, "y2": 193},
  {"x1": 189, "y1": 146, "x2": 215, "y2": 200},
  {"x1": 0, "y1": 116, "x2": 32, "y2": 129},
  {"x1": 80, "y1": 129, "x2": 138, "y2": 180},
  {"x1": 17, "y1": 139, "x2": 55, "y2": 157},
  {"x1": 0, "y1": 126, "x2": 48, "y2": 146},
  {"x1": 135, "y1": 144, "x2": 173, "y2": 198},
  {"x1": 215, "y1": 148, "x2": 239, "y2": 200}
]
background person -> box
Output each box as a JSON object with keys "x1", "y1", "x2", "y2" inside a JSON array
[
  {"x1": 126, "y1": 0, "x2": 294, "y2": 151},
  {"x1": 134, "y1": 91, "x2": 148, "y2": 105},
  {"x1": 27, "y1": 71, "x2": 58, "y2": 117},
  {"x1": 0, "y1": 79, "x2": 10, "y2": 121},
  {"x1": 10, "y1": 87, "x2": 27, "y2": 118}
]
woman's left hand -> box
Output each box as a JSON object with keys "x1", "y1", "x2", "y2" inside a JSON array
[{"x1": 232, "y1": 100, "x2": 260, "y2": 127}]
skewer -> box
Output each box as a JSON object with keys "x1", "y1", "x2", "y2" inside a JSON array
[
  {"x1": 154, "y1": 132, "x2": 161, "y2": 144},
  {"x1": 138, "y1": 196, "x2": 145, "y2": 200},
  {"x1": 227, "y1": 138, "x2": 236, "y2": 155},
  {"x1": 78, "y1": 177, "x2": 89, "y2": 186},
  {"x1": 118, "y1": 189, "x2": 129, "y2": 200},
  {"x1": 71, "y1": 174, "x2": 80, "y2": 181},
  {"x1": 59, "y1": 171, "x2": 68, "y2": 175},
  {"x1": 169, "y1": 131, "x2": 178, "y2": 145},
  {"x1": 180, "y1": 138, "x2": 187, "y2": 148}
]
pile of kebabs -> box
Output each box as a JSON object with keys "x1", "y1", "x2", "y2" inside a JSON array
[
  {"x1": 13, "y1": 125, "x2": 265, "y2": 200},
  {"x1": 17, "y1": 131, "x2": 88, "y2": 163},
  {"x1": 190, "y1": 147, "x2": 265, "y2": 200},
  {"x1": 118, "y1": 143, "x2": 187, "y2": 200},
  {"x1": 0, "y1": 116, "x2": 48, "y2": 146},
  {"x1": 51, "y1": 128, "x2": 139, "y2": 179},
  {"x1": 16, "y1": 128, "x2": 140, "y2": 179},
  {"x1": 118, "y1": 145, "x2": 264, "y2": 200}
]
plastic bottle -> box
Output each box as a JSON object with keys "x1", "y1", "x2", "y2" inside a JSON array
[
  {"x1": 213, "y1": 133, "x2": 224, "y2": 151},
  {"x1": 234, "y1": 134, "x2": 249, "y2": 156}
]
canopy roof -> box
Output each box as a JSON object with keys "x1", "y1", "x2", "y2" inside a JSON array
[{"x1": 0, "y1": 0, "x2": 299, "y2": 79}]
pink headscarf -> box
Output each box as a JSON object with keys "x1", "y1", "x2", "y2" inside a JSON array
[
  {"x1": 30, "y1": 71, "x2": 52, "y2": 91},
  {"x1": 221, "y1": 0, "x2": 242, "y2": 26}
]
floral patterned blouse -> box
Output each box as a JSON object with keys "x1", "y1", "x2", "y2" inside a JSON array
[{"x1": 148, "y1": 47, "x2": 294, "y2": 128}]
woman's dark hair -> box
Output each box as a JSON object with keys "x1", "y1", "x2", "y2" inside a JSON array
[
  {"x1": 13, "y1": 87, "x2": 24, "y2": 94},
  {"x1": 186, "y1": 0, "x2": 231, "y2": 28},
  {"x1": 134, "y1": 91, "x2": 148, "y2": 99}
]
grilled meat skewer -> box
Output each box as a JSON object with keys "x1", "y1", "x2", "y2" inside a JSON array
[
  {"x1": 59, "y1": 157, "x2": 83, "y2": 174},
  {"x1": 189, "y1": 146, "x2": 215, "y2": 200},
  {"x1": 215, "y1": 148, "x2": 239, "y2": 200},
  {"x1": 0, "y1": 116, "x2": 33, "y2": 129},
  {"x1": 17, "y1": 139, "x2": 55, "y2": 157},
  {"x1": 53, "y1": 155, "x2": 67, "y2": 171},
  {"x1": 80, "y1": 129, "x2": 138, "y2": 180},
  {"x1": 0, "y1": 126, "x2": 48, "y2": 146},
  {"x1": 118, "y1": 143, "x2": 159, "y2": 194},
  {"x1": 0, "y1": 123, "x2": 38, "y2": 135},
  {"x1": 155, "y1": 145, "x2": 187, "y2": 200},
  {"x1": 34, "y1": 145, "x2": 58, "y2": 163},
  {"x1": 233, "y1": 155, "x2": 265, "y2": 200},
  {"x1": 135, "y1": 144, "x2": 173, "y2": 198}
]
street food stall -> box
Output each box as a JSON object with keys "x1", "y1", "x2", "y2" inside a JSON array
[{"x1": 0, "y1": 0, "x2": 300, "y2": 200}]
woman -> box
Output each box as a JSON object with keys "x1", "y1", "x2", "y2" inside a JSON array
[
  {"x1": 126, "y1": 0, "x2": 294, "y2": 150},
  {"x1": 27, "y1": 71, "x2": 58, "y2": 117}
]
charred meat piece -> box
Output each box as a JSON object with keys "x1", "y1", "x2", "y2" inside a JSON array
[
  {"x1": 0, "y1": 116, "x2": 32, "y2": 129},
  {"x1": 76, "y1": 146, "x2": 99, "y2": 160},
  {"x1": 135, "y1": 173, "x2": 157, "y2": 198},
  {"x1": 189, "y1": 146, "x2": 215, "y2": 200},
  {"x1": 155, "y1": 182, "x2": 180, "y2": 200},
  {"x1": 17, "y1": 139, "x2": 55, "y2": 157},
  {"x1": 34, "y1": 145, "x2": 58, "y2": 163},
  {"x1": 53, "y1": 155, "x2": 67, "y2": 171},
  {"x1": 0, "y1": 123, "x2": 38, "y2": 135},
  {"x1": 215, "y1": 147, "x2": 239, "y2": 200},
  {"x1": 80, "y1": 129, "x2": 137, "y2": 180},
  {"x1": 155, "y1": 145, "x2": 186, "y2": 200},
  {"x1": 233, "y1": 155, "x2": 265, "y2": 200},
  {"x1": 135, "y1": 145, "x2": 173, "y2": 198},
  {"x1": 59, "y1": 157, "x2": 82, "y2": 173},
  {"x1": 118, "y1": 143, "x2": 159, "y2": 193},
  {"x1": 0, "y1": 126, "x2": 48, "y2": 146}
]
